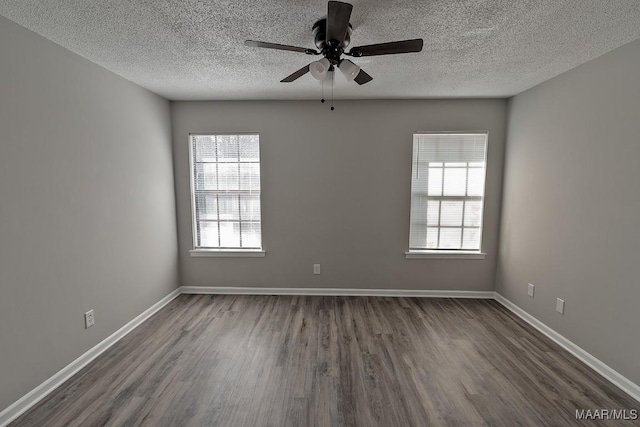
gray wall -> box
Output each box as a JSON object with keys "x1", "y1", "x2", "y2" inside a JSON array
[
  {"x1": 497, "y1": 38, "x2": 640, "y2": 385},
  {"x1": 0, "y1": 16, "x2": 179, "y2": 411},
  {"x1": 172, "y1": 99, "x2": 507, "y2": 290}
]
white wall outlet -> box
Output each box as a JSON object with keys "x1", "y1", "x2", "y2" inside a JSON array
[
  {"x1": 528, "y1": 283, "x2": 535, "y2": 298},
  {"x1": 556, "y1": 298, "x2": 565, "y2": 315},
  {"x1": 313, "y1": 264, "x2": 321, "y2": 275},
  {"x1": 84, "y1": 310, "x2": 95, "y2": 329}
]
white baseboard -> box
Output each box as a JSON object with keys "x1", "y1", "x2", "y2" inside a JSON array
[
  {"x1": 494, "y1": 292, "x2": 640, "y2": 403},
  {"x1": 0, "y1": 288, "x2": 182, "y2": 427},
  {"x1": 3, "y1": 287, "x2": 638, "y2": 427},
  {"x1": 179, "y1": 286, "x2": 495, "y2": 299}
]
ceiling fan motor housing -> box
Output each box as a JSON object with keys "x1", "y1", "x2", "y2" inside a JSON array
[{"x1": 313, "y1": 18, "x2": 352, "y2": 64}]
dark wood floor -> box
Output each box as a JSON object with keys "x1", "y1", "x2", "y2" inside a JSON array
[{"x1": 11, "y1": 295, "x2": 638, "y2": 426}]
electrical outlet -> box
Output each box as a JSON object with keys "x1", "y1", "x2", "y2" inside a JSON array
[
  {"x1": 313, "y1": 264, "x2": 321, "y2": 275},
  {"x1": 556, "y1": 298, "x2": 565, "y2": 315},
  {"x1": 528, "y1": 283, "x2": 535, "y2": 298},
  {"x1": 84, "y1": 310, "x2": 95, "y2": 329}
]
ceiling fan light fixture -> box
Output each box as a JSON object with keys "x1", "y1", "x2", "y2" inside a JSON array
[
  {"x1": 338, "y1": 59, "x2": 360, "y2": 81},
  {"x1": 309, "y1": 58, "x2": 331, "y2": 80},
  {"x1": 320, "y1": 69, "x2": 335, "y2": 85}
]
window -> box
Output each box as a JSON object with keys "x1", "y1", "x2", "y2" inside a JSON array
[
  {"x1": 408, "y1": 132, "x2": 487, "y2": 255},
  {"x1": 189, "y1": 134, "x2": 263, "y2": 254}
]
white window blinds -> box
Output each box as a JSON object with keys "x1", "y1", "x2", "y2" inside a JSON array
[
  {"x1": 190, "y1": 134, "x2": 262, "y2": 250},
  {"x1": 409, "y1": 132, "x2": 488, "y2": 251}
]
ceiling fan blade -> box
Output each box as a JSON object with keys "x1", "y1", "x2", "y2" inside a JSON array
[
  {"x1": 281, "y1": 64, "x2": 311, "y2": 82},
  {"x1": 245, "y1": 40, "x2": 312, "y2": 54},
  {"x1": 326, "y1": 1, "x2": 353, "y2": 46},
  {"x1": 348, "y1": 39, "x2": 423, "y2": 57},
  {"x1": 353, "y1": 69, "x2": 373, "y2": 85}
]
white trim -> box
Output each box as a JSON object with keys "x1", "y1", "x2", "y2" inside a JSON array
[
  {"x1": 188, "y1": 133, "x2": 264, "y2": 252},
  {"x1": 0, "y1": 288, "x2": 181, "y2": 427},
  {"x1": 178, "y1": 286, "x2": 495, "y2": 298},
  {"x1": 408, "y1": 132, "x2": 490, "y2": 260},
  {"x1": 494, "y1": 292, "x2": 640, "y2": 403},
  {"x1": 405, "y1": 251, "x2": 486, "y2": 259},
  {"x1": 413, "y1": 130, "x2": 489, "y2": 135},
  {"x1": 4, "y1": 287, "x2": 638, "y2": 426},
  {"x1": 189, "y1": 250, "x2": 265, "y2": 258},
  {"x1": 188, "y1": 135, "x2": 198, "y2": 253}
]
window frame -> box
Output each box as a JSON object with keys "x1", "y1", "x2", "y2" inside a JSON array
[
  {"x1": 406, "y1": 131, "x2": 488, "y2": 259},
  {"x1": 188, "y1": 132, "x2": 265, "y2": 257}
]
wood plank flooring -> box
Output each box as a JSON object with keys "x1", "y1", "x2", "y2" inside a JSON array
[{"x1": 10, "y1": 295, "x2": 639, "y2": 426}]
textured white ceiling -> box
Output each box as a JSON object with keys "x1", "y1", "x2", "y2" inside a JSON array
[{"x1": 1, "y1": 0, "x2": 639, "y2": 100}]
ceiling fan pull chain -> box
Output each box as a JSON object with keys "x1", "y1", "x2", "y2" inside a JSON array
[
  {"x1": 331, "y1": 72, "x2": 335, "y2": 111},
  {"x1": 321, "y1": 78, "x2": 325, "y2": 103}
]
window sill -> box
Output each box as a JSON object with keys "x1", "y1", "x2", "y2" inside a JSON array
[
  {"x1": 190, "y1": 250, "x2": 266, "y2": 258},
  {"x1": 405, "y1": 251, "x2": 486, "y2": 259}
]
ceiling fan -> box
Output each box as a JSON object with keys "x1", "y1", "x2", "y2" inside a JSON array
[{"x1": 245, "y1": 1, "x2": 424, "y2": 86}]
